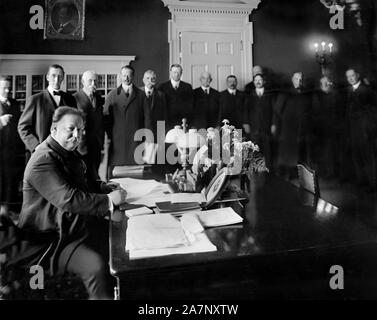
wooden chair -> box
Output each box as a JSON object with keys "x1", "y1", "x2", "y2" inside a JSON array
[
  {"x1": 297, "y1": 163, "x2": 320, "y2": 196},
  {"x1": 0, "y1": 215, "x2": 87, "y2": 300}
]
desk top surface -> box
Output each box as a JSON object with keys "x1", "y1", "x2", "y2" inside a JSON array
[{"x1": 109, "y1": 173, "x2": 377, "y2": 276}]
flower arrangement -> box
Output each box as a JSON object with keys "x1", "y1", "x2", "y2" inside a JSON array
[{"x1": 191, "y1": 119, "x2": 268, "y2": 191}]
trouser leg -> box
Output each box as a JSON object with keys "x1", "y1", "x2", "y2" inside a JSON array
[{"x1": 58, "y1": 242, "x2": 112, "y2": 300}]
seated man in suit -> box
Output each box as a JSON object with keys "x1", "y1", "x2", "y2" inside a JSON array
[
  {"x1": 159, "y1": 64, "x2": 194, "y2": 130},
  {"x1": 218, "y1": 75, "x2": 246, "y2": 129},
  {"x1": 74, "y1": 70, "x2": 105, "y2": 181},
  {"x1": 0, "y1": 76, "x2": 25, "y2": 221},
  {"x1": 193, "y1": 71, "x2": 219, "y2": 130},
  {"x1": 18, "y1": 64, "x2": 77, "y2": 155},
  {"x1": 18, "y1": 106, "x2": 127, "y2": 299}
]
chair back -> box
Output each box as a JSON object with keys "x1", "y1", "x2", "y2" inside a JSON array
[{"x1": 297, "y1": 164, "x2": 320, "y2": 196}]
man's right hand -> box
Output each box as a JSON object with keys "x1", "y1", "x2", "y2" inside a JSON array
[{"x1": 108, "y1": 188, "x2": 128, "y2": 206}]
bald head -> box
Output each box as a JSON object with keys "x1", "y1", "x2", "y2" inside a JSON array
[
  {"x1": 82, "y1": 70, "x2": 97, "y2": 95},
  {"x1": 252, "y1": 65, "x2": 263, "y2": 77},
  {"x1": 199, "y1": 71, "x2": 212, "y2": 88},
  {"x1": 292, "y1": 72, "x2": 303, "y2": 89}
]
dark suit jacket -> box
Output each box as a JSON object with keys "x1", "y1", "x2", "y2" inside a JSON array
[
  {"x1": 218, "y1": 90, "x2": 245, "y2": 129},
  {"x1": 274, "y1": 88, "x2": 311, "y2": 167},
  {"x1": 0, "y1": 98, "x2": 25, "y2": 203},
  {"x1": 18, "y1": 136, "x2": 109, "y2": 274},
  {"x1": 18, "y1": 89, "x2": 77, "y2": 152},
  {"x1": 244, "y1": 90, "x2": 275, "y2": 135},
  {"x1": 193, "y1": 87, "x2": 219, "y2": 130},
  {"x1": 346, "y1": 83, "x2": 376, "y2": 118},
  {"x1": 139, "y1": 87, "x2": 168, "y2": 141},
  {"x1": 104, "y1": 85, "x2": 151, "y2": 166},
  {"x1": 159, "y1": 80, "x2": 194, "y2": 130},
  {"x1": 73, "y1": 90, "x2": 105, "y2": 176}
]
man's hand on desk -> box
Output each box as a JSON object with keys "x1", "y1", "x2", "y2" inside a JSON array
[
  {"x1": 100, "y1": 181, "x2": 121, "y2": 193},
  {"x1": 108, "y1": 188, "x2": 128, "y2": 206}
]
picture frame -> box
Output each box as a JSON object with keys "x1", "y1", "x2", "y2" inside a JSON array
[
  {"x1": 44, "y1": 0, "x2": 85, "y2": 40},
  {"x1": 203, "y1": 167, "x2": 229, "y2": 209}
]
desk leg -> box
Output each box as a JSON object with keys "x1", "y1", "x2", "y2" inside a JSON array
[{"x1": 114, "y1": 277, "x2": 120, "y2": 300}]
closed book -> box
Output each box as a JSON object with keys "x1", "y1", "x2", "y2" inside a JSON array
[{"x1": 155, "y1": 201, "x2": 201, "y2": 213}]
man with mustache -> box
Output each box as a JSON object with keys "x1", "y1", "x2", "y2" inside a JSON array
[
  {"x1": 18, "y1": 107, "x2": 127, "y2": 299},
  {"x1": 104, "y1": 65, "x2": 151, "y2": 177},
  {"x1": 218, "y1": 75, "x2": 245, "y2": 129},
  {"x1": 74, "y1": 70, "x2": 105, "y2": 181}
]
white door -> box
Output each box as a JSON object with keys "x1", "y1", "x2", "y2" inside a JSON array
[{"x1": 181, "y1": 31, "x2": 242, "y2": 91}]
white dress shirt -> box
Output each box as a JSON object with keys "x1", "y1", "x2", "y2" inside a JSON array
[
  {"x1": 122, "y1": 84, "x2": 133, "y2": 96},
  {"x1": 171, "y1": 79, "x2": 180, "y2": 89},
  {"x1": 47, "y1": 86, "x2": 61, "y2": 106},
  {"x1": 256, "y1": 88, "x2": 264, "y2": 96},
  {"x1": 352, "y1": 81, "x2": 361, "y2": 91},
  {"x1": 227, "y1": 88, "x2": 236, "y2": 95},
  {"x1": 145, "y1": 87, "x2": 154, "y2": 97},
  {"x1": 201, "y1": 86, "x2": 210, "y2": 94}
]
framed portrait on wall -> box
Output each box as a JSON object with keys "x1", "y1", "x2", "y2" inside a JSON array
[{"x1": 44, "y1": 0, "x2": 85, "y2": 40}]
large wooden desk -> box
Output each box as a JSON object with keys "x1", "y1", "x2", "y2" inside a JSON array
[{"x1": 109, "y1": 173, "x2": 377, "y2": 299}]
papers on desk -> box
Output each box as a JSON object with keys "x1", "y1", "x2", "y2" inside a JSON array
[
  {"x1": 170, "y1": 193, "x2": 206, "y2": 204},
  {"x1": 185, "y1": 207, "x2": 243, "y2": 227},
  {"x1": 110, "y1": 177, "x2": 172, "y2": 207},
  {"x1": 126, "y1": 214, "x2": 217, "y2": 260}
]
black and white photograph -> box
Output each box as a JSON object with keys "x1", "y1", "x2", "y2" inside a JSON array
[{"x1": 1, "y1": 0, "x2": 377, "y2": 310}]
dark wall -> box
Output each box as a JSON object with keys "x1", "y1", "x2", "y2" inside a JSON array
[
  {"x1": 251, "y1": 0, "x2": 377, "y2": 89},
  {"x1": 0, "y1": 0, "x2": 375, "y2": 90},
  {"x1": 0, "y1": 0, "x2": 170, "y2": 85}
]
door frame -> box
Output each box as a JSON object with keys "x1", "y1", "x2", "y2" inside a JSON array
[{"x1": 161, "y1": 0, "x2": 261, "y2": 88}]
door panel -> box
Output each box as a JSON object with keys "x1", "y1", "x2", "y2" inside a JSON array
[{"x1": 181, "y1": 31, "x2": 241, "y2": 91}]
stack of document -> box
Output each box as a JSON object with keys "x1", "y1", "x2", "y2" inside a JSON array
[
  {"x1": 186, "y1": 207, "x2": 243, "y2": 227},
  {"x1": 111, "y1": 177, "x2": 172, "y2": 207},
  {"x1": 126, "y1": 214, "x2": 217, "y2": 259}
]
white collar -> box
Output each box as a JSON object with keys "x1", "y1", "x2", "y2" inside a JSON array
[
  {"x1": 227, "y1": 88, "x2": 236, "y2": 94},
  {"x1": 47, "y1": 86, "x2": 61, "y2": 96},
  {"x1": 0, "y1": 96, "x2": 8, "y2": 103},
  {"x1": 145, "y1": 87, "x2": 154, "y2": 94},
  {"x1": 256, "y1": 87, "x2": 264, "y2": 94},
  {"x1": 122, "y1": 84, "x2": 133, "y2": 92},
  {"x1": 201, "y1": 86, "x2": 210, "y2": 92},
  {"x1": 171, "y1": 79, "x2": 180, "y2": 88},
  {"x1": 352, "y1": 81, "x2": 361, "y2": 90}
]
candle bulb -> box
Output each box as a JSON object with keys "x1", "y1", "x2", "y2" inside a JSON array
[
  {"x1": 328, "y1": 43, "x2": 333, "y2": 54},
  {"x1": 321, "y1": 41, "x2": 326, "y2": 51},
  {"x1": 314, "y1": 43, "x2": 319, "y2": 53}
]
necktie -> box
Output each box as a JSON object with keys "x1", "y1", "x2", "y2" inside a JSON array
[
  {"x1": 53, "y1": 90, "x2": 62, "y2": 96},
  {"x1": 146, "y1": 91, "x2": 151, "y2": 98},
  {"x1": 89, "y1": 94, "x2": 95, "y2": 107}
]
